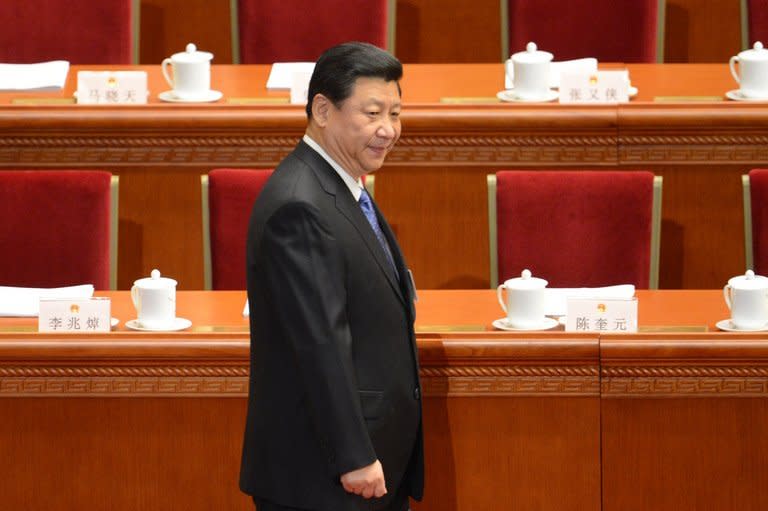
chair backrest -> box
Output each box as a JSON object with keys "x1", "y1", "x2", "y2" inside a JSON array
[
  {"x1": 202, "y1": 168, "x2": 273, "y2": 290},
  {"x1": 0, "y1": 170, "x2": 117, "y2": 290},
  {"x1": 744, "y1": 0, "x2": 768, "y2": 48},
  {"x1": 743, "y1": 169, "x2": 768, "y2": 274},
  {"x1": 232, "y1": 0, "x2": 394, "y2": 64},
  {"x1": 488, "y1": 170, "x2": 662, "y2": 289},
  {"x1": 0, "y1": 0, "x2": 137, "y2": 64},
  {"x1": 502, "y1": 0, "x2": 663, "y2": 63}
]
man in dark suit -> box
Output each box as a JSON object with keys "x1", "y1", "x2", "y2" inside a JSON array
[{"x1": 239, "y1": 42, "x2": 423, "y2": 511}]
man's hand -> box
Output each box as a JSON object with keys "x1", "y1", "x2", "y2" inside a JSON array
[{"x1": 340, "y1": 459, "x2": 387, "y2": 499}]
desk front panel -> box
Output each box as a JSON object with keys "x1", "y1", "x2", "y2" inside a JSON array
[
  {"x1": 4, "y1": 290, "x2": 768, "y2": 510},
  {"x1": 602, "y1": 333, "x2": 768, "y2": 511},
  {"x1": 0, "y1": 291, "x2": 600, "y2": 511}
]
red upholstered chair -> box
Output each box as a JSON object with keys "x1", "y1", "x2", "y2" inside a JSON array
[
  {"x1": 232, "y1": 0, "x2": 394, "y2": 63},
  {"x1": 0, "y1": 0, "x2": 136, "y2": 64},
  {"x1": 743, "y1": 169, "x2": 768, "y2": 274},
  {"x1": 0, "y1": 171, "x2": 118, "y2": 290},
  {"x1": 202, "y1": 169, "x2": 274, "y2": 290},
  {"x1": 488, "y1": 171, "x2": 662, "y2": 288},
  {"x1": 502, "y1": 0, "x2": 662, "y2": 62},
  {"x1": 746, "y1": 0, "x2": 768, "y2": 47}
]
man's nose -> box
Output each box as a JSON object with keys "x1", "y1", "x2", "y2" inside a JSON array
[{"x1": 376, "y1": 117, "x2": 397, "y2": 138}]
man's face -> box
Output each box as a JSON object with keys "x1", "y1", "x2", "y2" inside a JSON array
[{"x1": 321, "y1": 77, "x2": 401, "y2": 179}]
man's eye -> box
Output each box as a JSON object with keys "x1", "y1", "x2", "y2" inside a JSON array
[{"x1": 367, "y1": 111, "x2": 379, "y2": 116}]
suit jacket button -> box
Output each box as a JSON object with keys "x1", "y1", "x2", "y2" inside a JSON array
[{"x1": 413, "y1": 387, "x2": 420, "y2": 400}]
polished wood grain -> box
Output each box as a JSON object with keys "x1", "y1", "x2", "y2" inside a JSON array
[
  {"x1": 0, "y1": 290, "x2": 601, "y2": 511},
  {"x1": 139, "y1": 0, "x2": 234, "y2": 66}
]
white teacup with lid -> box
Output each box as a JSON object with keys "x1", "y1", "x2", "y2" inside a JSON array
[
  {"x1": 723, "y1": 269, "x2": 768, "y2": 330},
  {"x1": 131, "y1": 269, "x2": 177, "y2": 329},
  {"x1": 162, "y1": 43, "x2": 213, "y2": 100},
  {"x1": 497, "y1": 269, "x2": 548, "y2": 328},
  {"x1": 509, "y1": 42, "x2": 553, "y2": 100},
  {"x1": 729, "y1": 42, "x2": 768, "y2": 99}
]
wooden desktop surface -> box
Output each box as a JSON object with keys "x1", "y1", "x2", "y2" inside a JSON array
[
  {"x1": 2, "y1": 290, "x2": 768, "y2": 510},
  {"x1": 0, "y1": 64, "x2": 764, "y2": 293}
]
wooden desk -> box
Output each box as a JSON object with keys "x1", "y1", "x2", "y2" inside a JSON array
[
  {"x1": 2, "y1": 290, "x2": 767, "y2": 510},
  {"x1": 0, "y1": 64, "x2": 763, "y2": 290}
]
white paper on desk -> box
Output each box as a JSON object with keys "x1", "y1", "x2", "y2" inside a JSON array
[
  {"x1": 0, "y1": 284, "x2": 94, "y2": 317},
  {"x1": 266, "y1": 62, "x2": 316, "y2": 90},
  {"x1": 505, "y1": 58, "x2": 597, "y2": 90},
  {"x1": 544, "y1": 284, "x2": 635, "y2": 316},
  {"x1": 0, "y1": 60, "x2": 70, "y2": 91}
]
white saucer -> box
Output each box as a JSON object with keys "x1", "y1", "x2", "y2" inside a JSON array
[
  {"x1": 125, "y1": 317, "x2": 192, "y2": 332},
  {"x1": 725, "y1": 89, "x2": 768, "y2": 102},
  {"x1": 628, "y1": 86, "x2": 638, "y2": 98},
  {"x1": 111, "y1": 317, "x2": 119, "y2": 329},
  {"x1": 715, "y1": 318, "x2": 768, "y2": 332},
  {"x1": 492, "y1": 317, "x2": 560, "y2": 331},
  {"x1": 158, "y1": 90, "x2": 223, "y2": 103},
  {"x1": 497, "y1": 89, "x2": 559, "y2": 103}
]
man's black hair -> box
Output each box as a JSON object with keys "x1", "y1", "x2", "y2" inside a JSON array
[{"x1": 305, "y1": 41, "x2": 402, "y2": 118}]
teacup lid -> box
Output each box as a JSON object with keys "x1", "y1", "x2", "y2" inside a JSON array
[
  {"x1": 738, "y1": 41, "x2": 768, "y2": 61},
  {"x1": 133, "y1": 268, "x2": 177, "y2": 288},
  {"x1": 504, "y1": 269, "x2": 548, "y2": 289},
  {"x1": 169, "y1": 43, "x2": 213, "y2": 63},
  {"x1": 728, "y1": 269, "x2": 768, "y2": 289},
  {"x1": 511, "y1": 42, "x2": 553, "y2": 64}
]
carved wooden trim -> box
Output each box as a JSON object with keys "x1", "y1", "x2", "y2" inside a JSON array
[
  {"x1": 603, "y1": 365, "x2": 768, "y2": 396},
  {"x1": 0, "y1": 365, "x2": 250, "y2": 397},
  {"x1": 0, "y1": 136, "x2": 300, "y2": 147},
  {"x1": 422, "y1": 376, "x2": 600, "y2": 396},
  {"x1": 621, "y1": 135, "x2": 768, "y2": 145},
  {"x1": 603, "y1": 366, "x2": 768, "y2": 377},
  {"x1": 0, "y1": 134, "x2": 617, "y2": 148},
  {"x1": 0, "y1": 364, "x2": 600, "y2": 396},
  {"x1": 0, "y1": 134, "x2": 618, "y2": 166},
  {"x1": 0, "y1": 377, "x2": 249, "y2": 397},
  {"x1": 619, "y1": 134, "x2": 768, "y2": 163},
  {"x1": 400, "y1": 135, "x2": 616, "y2": 147},
  {"x1": 0, "y1": 366, "x2": 248, "y2": 377},
  {"x1": 421, "y1": 365, "x2": 599, "y2": 396},
  {"x1": 420, "y1": 365, "x2": 598, "y2": 377},
  {"x1": 602, "y1": 377, "x2": 768, "y2": 397}
]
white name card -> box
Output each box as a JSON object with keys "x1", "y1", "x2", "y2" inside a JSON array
[
  {"x1": 290, "y1": 69, "x2": 313, "y2": 105},
  {"x1": 559, "y1": 70, "x2": 629, "y2": 104},
  {"x1": 76, "y1": 71, "x2": 148, "y2": 104},
  {"x1": 39, "y1": 298, "x2": 111, "y2": 332},
  {"x1": 565, "y1": 297, "x2": 638, "y2": 333}
]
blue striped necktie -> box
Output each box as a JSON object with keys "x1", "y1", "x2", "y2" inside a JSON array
[{"x1": 358, "y1": 188, "x2": 398, "y2": 277}]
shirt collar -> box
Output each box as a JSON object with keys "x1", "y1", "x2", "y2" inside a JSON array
[{"x1": 303, "y1": 134, "x2": 363, "y2": 201}]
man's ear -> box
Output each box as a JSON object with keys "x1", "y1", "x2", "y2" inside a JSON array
[{"x1": 311, "y1": 94, "x2": 331, "y2": 127}]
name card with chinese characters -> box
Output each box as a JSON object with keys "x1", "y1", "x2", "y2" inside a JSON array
[
  {"x1": 565, "y1": 297, "x2": 638, "y2": 333},
  {"x1": 76, "y1": 71, "x2": 148, "y2": 104},
  {"x1": 559, "y1": 70, "x2": 629, "y2": 104},
  {"x1": 39, "y1": 298, "x2": 111, "y2": 332}
]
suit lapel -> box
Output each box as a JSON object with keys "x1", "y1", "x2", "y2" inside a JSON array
[{"x1": 295, "y1": 142, "x2": 407, "y2": 305}]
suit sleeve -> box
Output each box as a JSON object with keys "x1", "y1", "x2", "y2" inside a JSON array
[{"x1": 260, "y1": 201, "x2": 376, "y2": 477}]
